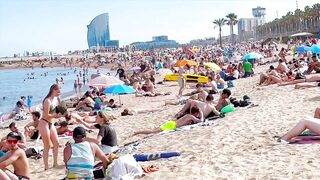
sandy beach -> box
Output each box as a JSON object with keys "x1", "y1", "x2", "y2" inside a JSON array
[{"x1": 1, "y1": 59, "x2": 320, "y2": 179}]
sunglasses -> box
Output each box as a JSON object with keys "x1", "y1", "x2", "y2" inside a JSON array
[{"x1": 7, "y1": 139, "x2": 18, "y2": 145}]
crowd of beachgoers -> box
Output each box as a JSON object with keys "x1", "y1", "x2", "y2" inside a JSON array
[{"x1": 1, "y1": 37, "x2": 320, "y2": 179}]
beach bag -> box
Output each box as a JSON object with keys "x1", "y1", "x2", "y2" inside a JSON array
[
  {"x1": 25, "y1": 147, "x2": 42, "y2": 158},
  {"x1": 105, "y1": 154, "x2": 143, "y2": 180}
]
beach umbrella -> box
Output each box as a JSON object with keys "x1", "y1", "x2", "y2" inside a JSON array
[
  {"x1": 203, "y1": 62, "x2": 221, "y2": 72},
  {"x1": 88, "y1": 74, "x2": 124, "y2": 87},
  {"x1": 243, "y1": 52, "x2": 263, "y2": 60},
  {"x1": 296, "y1": 46, "x2": 311, "y2": 53},
  {"x1": 174, "y1": 60, "x2": 198, "y2": 67},
  {"x1": 311, "y1": 45, "x2": 320, "y2": 54},
  {"x1": 103, "y1": 84, "x2": 136, "y2": 104}
]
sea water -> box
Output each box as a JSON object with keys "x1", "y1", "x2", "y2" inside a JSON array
[{"x1": 0, "y1": 67, "x2": 112, "y2": 113}]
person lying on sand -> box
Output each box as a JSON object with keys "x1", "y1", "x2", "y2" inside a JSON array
[
  {"x1": 175, "y1": 94, "x2": 220, "y2": 118},
  {"x1": 121, "y1": 108, "x2": 162, "y2": 116},
  {"x1": 56, "y1": 121, "x2": 72, "y2": 136},
  {"x1": 278, "y1": 107, "x2": 320, "y2": 143},
  {"x1": 133, "y1": 107, "x2": 204, "y2": 136},
  {"x1": 101, "y1": 99, "x2": 122, "y2": 108},
  {"x1": 0, "y1": 132, "x2": 30, "y2": 180},
  {"x1": 279, "y1": 75, "x2": 320, "y2": 86},
  {"x1": 259, "y1": 65, "x2": 283, "y2": 86},
  {"x1": 294, "y1": 83, "x2": 320, "y2": 89}
]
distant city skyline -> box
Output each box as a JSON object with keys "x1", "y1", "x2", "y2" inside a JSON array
[{"x1": 0, "y1": 0, "x2": 318, "y2": 56}]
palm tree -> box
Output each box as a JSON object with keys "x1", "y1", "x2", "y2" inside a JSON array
[
  {"x1": 226, "y1": 13, "x2": 238, "y2": 44},
  {"x1": 213, "y1": 18, "x2": 227, "y2": 47}
]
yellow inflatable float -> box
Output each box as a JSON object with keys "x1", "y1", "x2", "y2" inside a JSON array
[{"x1": 164, "y1": 74, "x2": 208, "y2": 83}]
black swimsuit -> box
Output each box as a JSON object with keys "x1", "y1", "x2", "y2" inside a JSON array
[{"x1": 41, "y1": 119, "x2": 52, "y2": 129}]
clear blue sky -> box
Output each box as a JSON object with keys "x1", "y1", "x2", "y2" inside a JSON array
[{"x1": 0, "y1": 0, "x2": 318, "y2": 57}]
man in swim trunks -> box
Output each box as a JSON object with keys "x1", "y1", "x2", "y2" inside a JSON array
[{"x1": 0, "y1": 132, "x2": 30, "y2": 180}]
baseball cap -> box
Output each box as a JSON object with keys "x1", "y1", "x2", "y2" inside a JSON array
[
  {"x1": 7, "y1": 132, "x2": 22, "y2": 140},
  {"x1": 73, "y1": 126, "x2": 86, "y2": 139}
]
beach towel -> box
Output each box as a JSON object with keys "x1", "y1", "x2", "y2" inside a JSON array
[{"x1": 290, "y1": 135, "x2": 320, "y2": 144}]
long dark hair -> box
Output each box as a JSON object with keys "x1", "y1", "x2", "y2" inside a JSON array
[{"x1": 43, "y1": 84, "x2": 60, "y2": 105}]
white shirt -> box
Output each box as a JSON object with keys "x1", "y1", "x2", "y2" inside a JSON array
[{"x1": 233, "y1": 70, "x2": 239, "y2": 79}]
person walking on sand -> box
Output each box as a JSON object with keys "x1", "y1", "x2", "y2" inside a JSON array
[
  {"x1": 177, "y1": 66, "x2": 186, "y2": 98},
  {"x1": 38, "y1": 84, "x2": 62, "y2": 170}
]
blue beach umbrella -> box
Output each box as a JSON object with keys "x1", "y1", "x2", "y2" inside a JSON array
[
  {"x1": 103, "y1": 84, "x2": 136, "y2": 94},
  {"x1": 296, "y1": 46, "x2": 311, "y2": 53},
  {"x1": 310, "y1": 45, "x2": 320, "y2": 54},
  {"x1": 243, "y1": 52, "x2": 263, "y2": 60},
  {"x1": 103, "y1": 84, "x2": 136, "y2": 104}
]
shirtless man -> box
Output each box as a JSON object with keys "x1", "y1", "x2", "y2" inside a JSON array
[
  {"x1": 175, "y1": 94, "x2": 220, "y2": 118},
  {"x1": 215, "y1": 88, "x2": 231, "y2": 111},
  {"x1": 24, "y1": 111, "x2": 41, "y2": 140},
  {"x1": 306, "y1": 55, "x2": 320, "y2": 74},
  {"x1": 0, "y1": 132, "x2": 30, "y2": 180},
  {"x1": 183, "y1": 83, "x2": 208, "y2": 102},
  {"x1": 276, "y1": 59, "x2": 289, "y2": 74},
  {"x1": 1, "y1": 123, "x2": 26, "y2": 151}
]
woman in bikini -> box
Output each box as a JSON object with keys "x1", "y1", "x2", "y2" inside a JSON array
[{"x1": 38, "y1": 84, "x2": 61, "y2": 170}]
